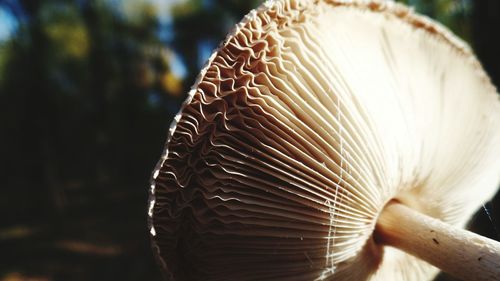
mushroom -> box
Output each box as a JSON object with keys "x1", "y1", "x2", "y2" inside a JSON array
[{"x1": 149, "y1": 0, "x2": 500, "y2": 280}]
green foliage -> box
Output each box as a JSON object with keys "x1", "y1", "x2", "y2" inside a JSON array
[{"x1": 0, "y1": 43, "x2": 9, "y2": 85}]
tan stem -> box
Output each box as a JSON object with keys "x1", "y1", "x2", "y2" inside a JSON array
[{"x1": 375, "y1": 202, "x2": 500, "y2": 281}]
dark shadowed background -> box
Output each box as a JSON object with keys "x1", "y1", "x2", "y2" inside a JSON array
[{"x1": 0, "y1": 0, "x2": 498, "y2": 280}]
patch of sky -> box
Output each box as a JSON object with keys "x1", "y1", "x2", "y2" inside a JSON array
[
  {"x1": 74, "y1": 0, "x2": 88, "y2": 9},
  {"x1": 147, "y1": 90, "x2": 162, "y2": 106},
  {"x1": 148, "y1": 89, "x2": 182, "y2": 114},
  {"x1": 202, "y1": 0, "x2": 214, "y2": 9},
  {"x1": 197, "y1": 39, "x2": 216, "y2": 68},
  {"x1": 157, "y1": 16, "x2": 174, "y2": 43},
  {"x1": 169, "y1": 51, "x2": 187, "y2": 78},
  {"x1": 0, "y1": 5, "x2": 19, "y2": 42}
]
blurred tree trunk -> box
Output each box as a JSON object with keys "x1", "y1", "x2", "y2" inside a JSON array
[
  {"x1": 19, "y1": 0, "x2": 67, "y2": 213},
  {"x1": 472, "y1": 0, "x2": 500, "y2": 87},
  {"x1": 470, "y1": 0, "x2": 500, "y2": 246}
]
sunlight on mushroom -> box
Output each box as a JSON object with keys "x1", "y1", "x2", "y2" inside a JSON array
[{"x1": 149, "y1": 0, "x2": 500, "y2": 280}]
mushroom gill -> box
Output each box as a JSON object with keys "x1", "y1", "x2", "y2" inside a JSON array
[{"x1": 149, "y1": 0, "x2": 500, "y2": 280}]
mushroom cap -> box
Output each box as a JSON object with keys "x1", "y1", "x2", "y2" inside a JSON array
[{"x1": 149, "y1": 0, "x2": 500, "y2": 280}]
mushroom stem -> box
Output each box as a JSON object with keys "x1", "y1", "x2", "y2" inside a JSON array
[{"x1": 375, "y1": 202, "x2": 500, "y2": 281}]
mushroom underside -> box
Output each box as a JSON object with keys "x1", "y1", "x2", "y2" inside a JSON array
[{"x1": 150, "y1": 1, "x2": 500, "y2": 280}]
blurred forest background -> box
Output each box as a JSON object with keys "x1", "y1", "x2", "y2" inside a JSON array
[{"x1": 0, "y1": 0, "x2": 498, "y2": 280}]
